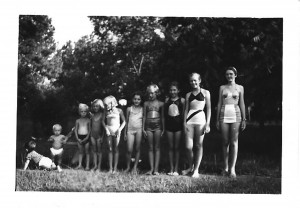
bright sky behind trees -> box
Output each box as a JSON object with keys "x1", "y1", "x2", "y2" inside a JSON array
[{"x1": 51, "y1": 15, "x2": 94, "y2": 48}]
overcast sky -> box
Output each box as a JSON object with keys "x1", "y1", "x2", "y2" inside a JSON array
[{"x1": 51, "y1": 15, "x2": 94, "y2": 48}]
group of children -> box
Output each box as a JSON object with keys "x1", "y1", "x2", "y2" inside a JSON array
[{"x1": 23, "y1": 81, "x2": 202, "y2": 176}]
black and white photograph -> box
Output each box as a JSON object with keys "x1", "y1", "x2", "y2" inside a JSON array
[{"x1": 0, "y1": 0, "x2": 299, "y2": 207}]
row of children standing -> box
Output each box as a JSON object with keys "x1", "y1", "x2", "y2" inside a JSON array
[
  {"x1": 70, "y1": 72, "x2": 210, "y2": 177},
  {"x1": 23, "y1": 73, "x2": 210, "y2": 177},
  {"x1": 24, "y1": 69, "x2": 246, "y2": 178}
]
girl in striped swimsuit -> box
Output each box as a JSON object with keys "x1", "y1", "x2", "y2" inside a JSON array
[{"x1": 216, "y1": 67, "x2": 246, "y2": 178}]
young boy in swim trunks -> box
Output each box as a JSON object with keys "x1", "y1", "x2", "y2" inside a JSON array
[
  {"x1": 103, "y1": 95, "x2": 126, "y2": 173},
  {"x1": 75, "y1": 103, "x2": 91, "y2": 170},
  {"x1": 48, "y1": 124, "x2": 73, "y2": 172}
]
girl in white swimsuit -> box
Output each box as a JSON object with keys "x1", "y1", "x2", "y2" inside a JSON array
[
  {"x1": 124, "y1": 92, "x2": 143, "y2": 174},
  {"x1": 103, "y1": 95, "x2": 126, "y2": 174},
  {"x1": 182, "y1": 73, "x2": 211, "y2": 178}
]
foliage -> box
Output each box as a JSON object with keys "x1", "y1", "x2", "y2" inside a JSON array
[
  {"x1": 18, "y1": 15, "x2": 59, "y2": 117},
  {"x1": 17, "y1": 15, "x2": 282, "y2": 139}
]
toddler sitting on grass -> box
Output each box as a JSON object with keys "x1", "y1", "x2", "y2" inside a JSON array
[{"x1": 23, "y1": 140, "x2": 56, "y2": 171}]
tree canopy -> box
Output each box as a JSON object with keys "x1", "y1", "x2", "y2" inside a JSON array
[{"x1": 17, "y1": 15, "x2": 282, "y2": 138}]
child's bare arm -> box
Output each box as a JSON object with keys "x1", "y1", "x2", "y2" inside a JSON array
[
  {"x1": 47, "y1": 135, "x2": 54, "y2": 142},
  {"x1": 74, "y1": 120, "x2": 80, "y2": 143},
  {"x1": 118, "y1": 109, "x2": 126, "y2": 132},
  {"x1": 142, "y1": 102, "x2": 148, "y2": 138},
  {"x1": 23, "y1": 159, "x2": 30, "y2": 170},
  {"x1": 160, "y1": 102, "x2": 165, "y2": 136}
]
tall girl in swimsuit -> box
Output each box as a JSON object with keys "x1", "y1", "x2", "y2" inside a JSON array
[
  {"x1": 216, "y1": 67, "x2": 246, "y2": 178},
  {"x1": 165, "y1": 82, "x2": 185, "y2": 176},
  {"x1": 124, "y1": 92, "x2": 143, "y2": 174},
  {"x1": 90, "y1": 99, "x2": 105, "y2": 171},
  {"x1": 103, "y1": 95, "x2": 126, "y2": 173},
  {"x1": 143, "y1": 84, "x2": 165, "y2": 175},
  {"x1": 182, "y1": 73, "x2": 211, "y2": 178}
]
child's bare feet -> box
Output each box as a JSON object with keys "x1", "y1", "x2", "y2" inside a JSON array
[
  {"x1": 85, "y1": 167, "x2": 90, "y2": 171},
  {"x1": 182, "y1": 168, "x2": 192, "y2": 176},
  {"x1": 131, "y1": 168, "x2": 138, "y2": 175},
  {"x1": 92, "y1": 166, "x2": 97, "y2": 171},
  {"x1": 191, "y1": 171, "x2": 199, "y2": 178},
  {"x1": 124, "y1": 168, "x2": 130, "y2": 173},
  {"x1": 109, "y1": 169, "x2": 113, "y2": 174},
  {"x1": 145, "y1": 170, "x2": 153, "y2": 175},
  {"x1": 75, "y1": 165, "x2": 83, "y2": 170}
]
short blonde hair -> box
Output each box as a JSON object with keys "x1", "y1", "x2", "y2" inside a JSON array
[
  {"x1": 53, "y1": 124, "x2": 62, "y2": 130},
  {"x1": 103, "y1": 95, "x2": 118, "y2": 108},
  {"x1": 78, "y1": 103, "x2": 89, "y2": 112},
  {"x1": 91, "y1": 99, "x2": 104, "y2": 109},
  {"x1": 146, "y1": 84, "x2": 160, "y2": 96}
]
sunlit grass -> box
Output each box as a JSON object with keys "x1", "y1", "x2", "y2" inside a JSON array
[{"x1": 16, "y1": 169, "x2": 281, "y2": 193}]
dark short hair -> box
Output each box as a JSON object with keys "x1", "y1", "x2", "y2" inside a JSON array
[
  {"x1": 169, "y1": 81, "x2": 180, "y2": 90},
  {"x1": 25, "y1": 140, "x2": 36, "y2": 152},
  {"x1": 227, "y1": 66, "x2": 238, "y2": 76},
  {"x1": 132, "y1": 91, "x2": 143, "y2": 100}
]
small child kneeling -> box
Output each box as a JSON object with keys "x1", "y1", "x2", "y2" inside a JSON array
[{"x1": 23, "y1": 140, "x2": 56, "y2": 171}]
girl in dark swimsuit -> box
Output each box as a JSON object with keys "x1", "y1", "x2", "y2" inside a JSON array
[{"x1": 165, "y1": 81, "x2": 185, "y2": 176}]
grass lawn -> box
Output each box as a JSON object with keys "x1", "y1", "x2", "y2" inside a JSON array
[
  {"x1": 16, "y1": 169, "x2": 280, "y2": 193},
  {"x1": 16, "y1": 124, "x2": 281, "y2": 193}
]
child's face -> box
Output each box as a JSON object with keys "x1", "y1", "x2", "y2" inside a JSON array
[
  {"x1": 105, "y1": 103, "x2": 113, "y2": 111},
  {"x1": 79, "y1": 109, "x2": 88, "y2": 117},
  {"x1": 189, "y1": 74, "x2": 201, "y2": 89},
  {"x1": 148, "y1": 88, "x2": 157, "y2": 101},
  {"x1": 169, "y1": 86, "x2": 179, "y2": 98},
  {"x1": 132, "y1": 95, "x2": 141, "y2": 106},
  {"x1": 93, "y1": 104, "x2": 101, "y2": 113},
  {"x1": 53, "y1": 128, "x2": 61, "y2": 136}
]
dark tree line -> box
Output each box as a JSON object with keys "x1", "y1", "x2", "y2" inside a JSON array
[{"x1": 17, "y1": 15, "x2": 282, "y2": 139}]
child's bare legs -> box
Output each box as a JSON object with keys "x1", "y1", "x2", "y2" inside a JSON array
[
  {"x1": 153, "y1": 130, "x2": 161, "y2": 174},
  {"x1": 191, "y1": 125, "x2": 205, "y2": 178},
  {"x1": 220, "y1": 123, "x2": 230, "y2": 174},
  {"x1": 96, "y1": 138, "x2": 103, "y2": 171},
  {"x1": 229, "y1": 122, "x2": 240, "y2": 177},
  {"x1": 84, "y1": 142, "x2": 90, "y2": 170},
  {"x1": 132, "y1": 130, "x2": 142, "y2": 173},
  {"x1": 76, "y1": 143, "x2": 84, "y2": 169},
  {"x1": 125, "y1": 132, "x2": 135, "y2": 172},
  {"x1": 174, "y1": 131, "x2": 181, "y2": 174},
  {"x1": 113, "y1": 135, "x2": 120, "y2": 173},
  {"x1": 107, "y1": 135, "x2": 113, "y2": 173},
  {"x1": 182, "y1": 125, "x2": 194, "y2": 175},
  {"x1": 90, "y1": 137, "x2": 98, "y2": 170},
  {"x1": 167, "y1": 131, "x2": 174, "y2": 173},
  {"x1": 146, "y1": 131, "x2": 154, "y2": 175}
]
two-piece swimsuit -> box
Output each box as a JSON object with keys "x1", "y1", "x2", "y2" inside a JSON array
[
  {"x1": 186, "y1": 90, "x2": 206, "y2": 125},
  {"x1": 219, "y1": 86, "x2": 241, "y2": 123},
  {"x1": 145, "y1": 100, "x2": 162, "y2": 131},
  {"x1": 165, "y1": 98, "x2": 183, "y2": 132}
]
